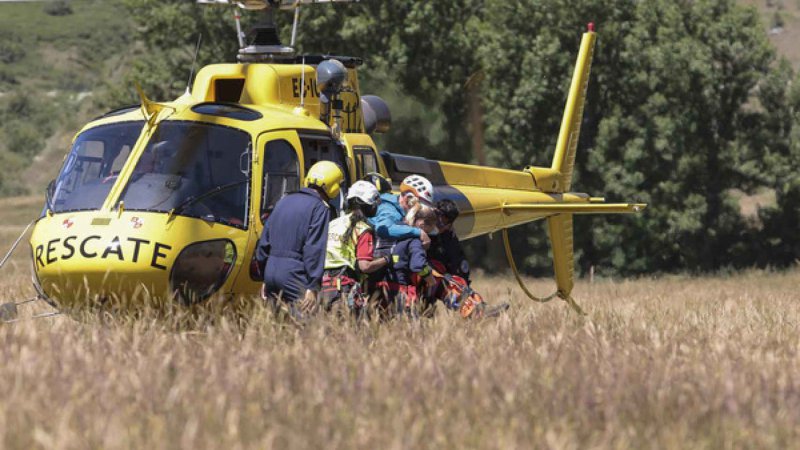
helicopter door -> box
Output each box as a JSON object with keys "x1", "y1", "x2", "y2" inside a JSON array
[
  {"x1": 229, "y1": 131, "x2": 304, "y2": 287},
  {"x1": 260, "y1": 139, "x2": 302, "y2": 223}
]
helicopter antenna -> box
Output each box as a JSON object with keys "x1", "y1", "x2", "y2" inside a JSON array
[
  {"x1": 300, "y1": 55, "x2": 306, "y2": 107},
  {"x1": 290, "y1": 4, "x2": 301, "y2": 47},
  {"x1": 185, "y1": 34, "x2": 203, "y2": 95},
  {"x1": 233, "y1": 7, "x2": 245, "y2": 48}
]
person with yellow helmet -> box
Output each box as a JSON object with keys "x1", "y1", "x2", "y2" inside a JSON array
[{"x1": 256, "y1": 160, "x2": 344, "y2": 319}]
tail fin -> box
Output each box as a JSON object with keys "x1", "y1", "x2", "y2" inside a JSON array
[
  {"x1": 547, "y1": 214, "x2": 574, "y2": 298},
  {"x1": 504, "y1": 27, "x2": 644, "y2": 310},
  {"x1": 551, "y1": 26, "x2": 596, "y2": 192},
  {"x1": 547, "y1": 26, "x2": 595, "y2": 301}
]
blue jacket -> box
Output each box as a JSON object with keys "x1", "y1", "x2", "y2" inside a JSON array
[
  {"x1": 388, "y1": 237, "x2": 430, "y2": 286},
  {"x1": 368, "y1": 193, "x2": 421, "y2": 240},
  {"x1": 256, "y1": 188, "x2": 331, "y2": 301}
]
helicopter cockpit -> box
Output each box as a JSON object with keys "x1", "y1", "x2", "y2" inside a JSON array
[
  {"x1": 50, "y1": 121, "x2": 143, "y2": 214},
  {"x1": 50, "y1": 120, "x2": 254, "y2": 229},
  {"x1": 120, "y1": 121, "x2": 251, "y2": 228},
  {"x1": 48, "y1": 106, "x2": 357, "y2": 226}
]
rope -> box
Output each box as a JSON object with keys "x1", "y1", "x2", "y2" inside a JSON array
[
  {"x1": 501, "y1": 228, "x2": 558, "y2": 303},
  {"x1": 0, "y1": 219, "x2": 36, "y2": 271},
  {"x1": 501, "y1": 227, "x2": 586, "y2": 315}
]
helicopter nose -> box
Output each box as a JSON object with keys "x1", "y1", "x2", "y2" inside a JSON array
[
  {"x1": 32, "y1": 235, "x2": 175, "y2": 311},
  {"x1": 29, "y1": 211, "x2": 246, "y2": 311},
  {"x1": 169, "y1": 239, "x2": 237, "y2": 305}
]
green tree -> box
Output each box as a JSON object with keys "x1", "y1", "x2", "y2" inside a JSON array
[
  {"x1": 102, "y1": 0, "x2": 244, "y2": 106},
  {"x1": 43, "y1": 0, "x2": 73, "y2": 17},
  {"x1": 753, "y1": 64, "x2": 800, "y2": 266},
  {"x1": 478, "y1": 0, "x2": 779, "y2": 274},
  {"x1": 114, "y1": 0, "x2": 793, "y2": 274},
  {"x1": 586, "y1": 0, "x2": 775, "y2": 274},
  {"x1": 116, "y1": 1, "x2": 482, "y2": 163}
]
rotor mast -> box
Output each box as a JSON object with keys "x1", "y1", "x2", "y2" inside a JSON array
[{"x1": 197, "y1": 0, "x2": 359, "y2": 62}]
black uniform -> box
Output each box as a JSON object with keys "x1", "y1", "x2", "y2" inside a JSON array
[{"x1": 428, "y1": 229, "x2": 470, "y2": 283}]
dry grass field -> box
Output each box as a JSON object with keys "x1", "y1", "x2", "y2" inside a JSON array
[{"x1": 1, "y1": 197, "x2": 799, "y2": 449}]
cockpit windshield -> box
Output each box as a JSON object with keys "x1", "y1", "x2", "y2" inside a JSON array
[
  {"x1": 119, "y1": 121, "x2": 251, "y2": 228},
  {"x1": 51, "y1": 121, "x2": 144, "y2": 213}
]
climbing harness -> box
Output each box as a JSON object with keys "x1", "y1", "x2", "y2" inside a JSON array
[{"x1": 428, "y1": 266, "x2": 507, "y2": 319}]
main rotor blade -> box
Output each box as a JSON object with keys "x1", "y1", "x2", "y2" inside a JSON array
[{"x1": 196, "y1": 0, "x2": 358, "y2": 9}]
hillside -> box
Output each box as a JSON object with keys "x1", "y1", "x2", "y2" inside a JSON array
[
  {"x1": 743, "y1": 0, "x2": 800, "y2": 67},
  {"x1": 0, "y1": 0, "x2": 133, "y2": 196},
  {"x1": 0, "y1": 0, "x2": 131, "y2": 92}
]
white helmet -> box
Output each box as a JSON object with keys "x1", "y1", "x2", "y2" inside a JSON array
[
  {"x1": 346, "y1": 180, "x2": 380, "y2": 205},
  {"x1": 400, "y1": 175, "x2": 435, "y2": 206}
]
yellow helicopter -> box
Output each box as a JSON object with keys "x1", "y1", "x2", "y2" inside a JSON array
[{"x1": 22, "y1": 0, "x2": 645, "y2": 313}]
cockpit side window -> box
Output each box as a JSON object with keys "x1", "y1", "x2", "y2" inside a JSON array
[
  {"x1": 261, "y1": 139, "x2": 300, "y2": 223},
  {"x1": 51, "y1": 121, "x2": 144, "y2": 213},
  {"x1": 299, "y1": 134, "x2": 351, "y2": 212},
  {"x1": 354, "y1": 147, "x2": 379, "y2": 179}
]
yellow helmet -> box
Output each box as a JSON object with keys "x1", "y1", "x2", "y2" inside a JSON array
[{"x1": 305, "y1": 161, "x2": 344, "y2": 199}]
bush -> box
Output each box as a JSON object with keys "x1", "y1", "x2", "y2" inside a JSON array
[
  {"x1": 4, "y1": 121, "x2": 45, "y2": 160},
  {"x1": 0, "y1": 151, "x2": 28, "y2": 196},
  {"x1": 43, "y1": 0, "x2": 73, "y2": 17},
  {"x1": 0, "y1": 32, "x2": 26, "y2": 65}
]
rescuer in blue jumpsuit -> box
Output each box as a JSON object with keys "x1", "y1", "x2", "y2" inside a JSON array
[{"x1": 256, "y1": 161, "x2": 344, "y2": 316}]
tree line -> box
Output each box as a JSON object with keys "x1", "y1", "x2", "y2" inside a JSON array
[{"x1": 117, "y1": 0, "x2": 798, "y2": 275}]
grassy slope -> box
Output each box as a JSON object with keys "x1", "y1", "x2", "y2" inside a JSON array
[
  {"x1": 0, "y1": 0, "x2": 133, "y2": 195},
  {"x1": 0, "y1": 197, "x2": 41, "y2": 286},
  {"x1": 742, "y1": 0, "x2": 800, "y2": 69},
  {"x1": 0, "y1": 0, "x2": 131, "y2": 92}
]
